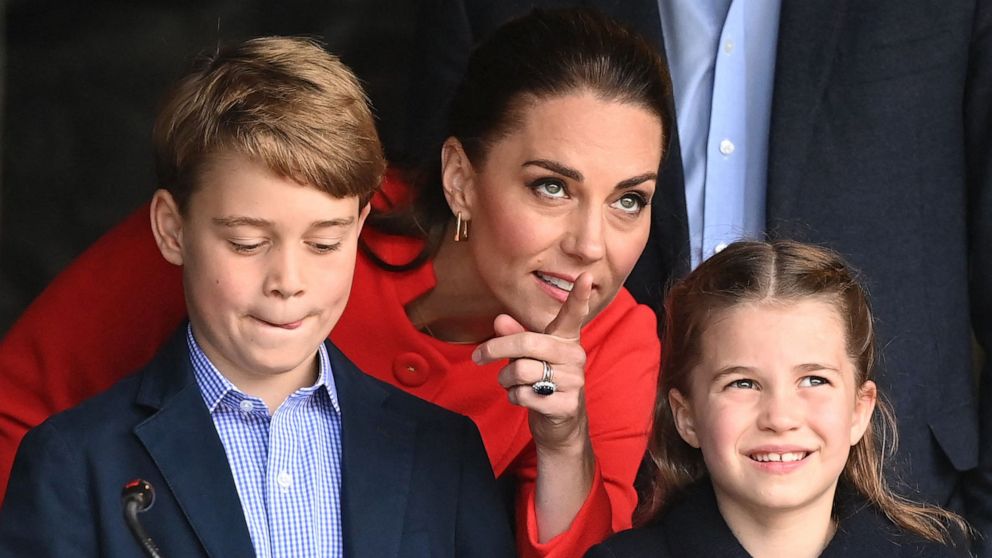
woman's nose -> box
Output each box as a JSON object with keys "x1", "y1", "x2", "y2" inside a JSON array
[{"x1": 562, "y1": 207, "x2": 605, "y2": 263}]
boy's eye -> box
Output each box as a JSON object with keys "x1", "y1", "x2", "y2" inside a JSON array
[
  {"x1": 529, "y1": 178, "x2": 568, "y2": 199},
  {"x1": 727, "y1": 378, "x2": 757, "y2": 390},
  {"x1": 610, "y1": 192, "x2": 649, "y2": 215},
  {"x1": 308, "y1": 241, "x2": 342, "y2": 254},
  {"x1": 799, "y1": 376, "x2": 830, "y2": 387},
  {"x1": 229, "y1": 241, "x2": 264, "y2": 253}
]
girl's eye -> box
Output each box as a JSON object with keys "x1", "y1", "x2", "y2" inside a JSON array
[
  {"x1": 529, "y1": 178, "x2": 568, "y2": 199},
  {"x1": 308, "y1": 242, "x2": 342, "y2": 254},
  {"x1": 229, "y1": 241, "x2": 264, "y2": 254},
  {"x1": 727, "y1": 378, "x2": 757, "y2": 390},
  {"x1": 610, "y1": 192, "x2": 649, "y2": 214},
  {"x1": 799, "y1": 376, "x2": 830, "y2": 387}
]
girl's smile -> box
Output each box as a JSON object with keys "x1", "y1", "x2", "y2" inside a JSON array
[{"x1": 670, "y1": 299, "x2": 877, "y2": 522}]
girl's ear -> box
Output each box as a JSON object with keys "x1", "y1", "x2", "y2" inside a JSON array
[
  {"x1": 440, "y1": 137, "x2": 476, "y2": 220},
  {"x1": 150, "y1": 189, "x2": 185, "y2": 266},
  {"x1": 670, "y1": 389, "x2": 701, "y2": 448},
  {"x1": 850, "y1": 380, "x2": 878, "y2": 445}
]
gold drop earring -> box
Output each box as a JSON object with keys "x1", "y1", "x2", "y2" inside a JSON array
[{"x1": 454, "y1": 212, "x2": 470, "y2": 242}]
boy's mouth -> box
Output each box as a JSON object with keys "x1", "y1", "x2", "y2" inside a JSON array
[{"x1": 253, "y1": 316, "x2": 304, "y2": 330}]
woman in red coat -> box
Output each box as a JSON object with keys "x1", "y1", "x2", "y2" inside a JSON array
[{"x1": 0, "y1": 9, "x2": 673, "y2": 557}]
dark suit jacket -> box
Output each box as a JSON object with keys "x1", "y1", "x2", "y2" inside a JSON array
[
  {"x1": 584, "y1": 481, "x2": 967, "y2": 558},
  {"x1": 0, "y1": 331, "x2": 514, "y2": 557},
  {"x1": 404, "y1": 0, "x2": 992, "y2": 552}
]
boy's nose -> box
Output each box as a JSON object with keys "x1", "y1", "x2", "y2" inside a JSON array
[{"x1": 264, "y1": 247, "x2": 305, "y2": 298}]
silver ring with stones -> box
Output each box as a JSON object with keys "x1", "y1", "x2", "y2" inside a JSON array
[{"x1": 532, "y1": 360, "x2": 557, "y2": 396}]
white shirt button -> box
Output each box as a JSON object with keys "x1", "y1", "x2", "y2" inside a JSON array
[
  {"x1": 719, "y1": 139, "x2": 735, "y2": 156},
  {"x1": 277, "y1": 470, "x2": 292, "y2": 489},
  {"x1": 724, "y1": 40, "x2": 735, "y2": 54},
  {"x1": 715, "y1": 242, "x2": 728, "y2": 254},
  {"x1": 239, "y1": 400, "x2": 254, "y2": 412}
]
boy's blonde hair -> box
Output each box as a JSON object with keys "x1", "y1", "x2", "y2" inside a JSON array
[
  {"x1": 638, "y1": 240, "x2": 970, "y2": 547},
  {"x1": 153, "y1": 36, "x2": 385, "y2": 211}
]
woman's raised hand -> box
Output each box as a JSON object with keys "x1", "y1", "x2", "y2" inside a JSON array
[{"x1": 472, "y1": 273, "x2": 594, "y2": 452}]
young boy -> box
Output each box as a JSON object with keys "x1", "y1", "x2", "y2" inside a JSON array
[{"x1": 0, "y1": 37, "x2": 512, "y2": 558}]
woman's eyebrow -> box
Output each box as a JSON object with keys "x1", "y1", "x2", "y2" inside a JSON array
[
  {"x1": 523, "y1": 159, "x2": 582, "y2": 181},
  {"x1": 616, "y1": 172, "x2": 658, "y2": 190}
]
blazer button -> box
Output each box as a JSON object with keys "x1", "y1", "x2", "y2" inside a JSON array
[{"x1": 393, "y1": 352, "x2": 430, "y2": 387}]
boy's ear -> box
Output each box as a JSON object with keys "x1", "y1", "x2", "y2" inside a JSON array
[
  {"x1": 357, "y1": 199, "x2": 371, "y2": 231},
  {"x1": 440, "y1": 137, "x2": 476, "y2": 220},
  {"x1": 150, "y1": 189, "x2": 185, "y2": 266},
  {"x1": 669, "y1": 389, "x2": 700, "y2": 448},
  {"x1": 850, "y1": 380, "x2": 878, "y2": 446}
]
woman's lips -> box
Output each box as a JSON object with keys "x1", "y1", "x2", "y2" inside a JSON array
[{"x1": 533, "y1": 272, "x2": 572, "y2": 303}]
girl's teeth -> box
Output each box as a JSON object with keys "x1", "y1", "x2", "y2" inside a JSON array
[{"x1": 752, "y1": 452, "x2": 806, "y2": 462}]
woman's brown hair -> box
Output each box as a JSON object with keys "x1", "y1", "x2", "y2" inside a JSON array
[
  {"x1": 637, "y1": 240, "x2": 970, "y2": 546},
  {"x1": 363, "y1": 7, "x2": 673, "y2": 271}
]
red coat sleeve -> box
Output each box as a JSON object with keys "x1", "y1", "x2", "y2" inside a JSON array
[
  {"x1": 0, "y1": 204, "x2": 185, "y2": 500},
  {"x1": 512, "y1": 301, "x2": 661, "y2": 558}
]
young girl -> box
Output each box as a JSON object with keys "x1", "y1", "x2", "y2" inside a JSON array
[{"x1": 587, "y1": 240, "x2": 971, "y2": 557}]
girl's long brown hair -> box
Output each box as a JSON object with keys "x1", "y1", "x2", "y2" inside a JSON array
[{"x1": 636, "y1": 240, "x2": 970, "y2": 547}]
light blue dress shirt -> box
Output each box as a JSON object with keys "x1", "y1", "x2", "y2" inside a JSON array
[
  {"x1": 188, "y1": 326, "x2": 343, "y2": 558},
  {"x1": 658, "y1": 0, "x2": 782, "y2": 268}
]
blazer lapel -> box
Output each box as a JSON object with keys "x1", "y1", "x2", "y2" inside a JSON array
[
  {"x1": 331, "y1": 343, "x2": 416, "y2": 558},
  {"x1": 132, "y1": 332, "x2": 255, "y2": 558},
  {"x1": 767, "y1": 0, "x2": 849, "y2": 220}
]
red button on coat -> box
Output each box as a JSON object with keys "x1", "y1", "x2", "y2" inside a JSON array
[{"x1": 392, "y1": 352, "x2": 430, "y2": 387}]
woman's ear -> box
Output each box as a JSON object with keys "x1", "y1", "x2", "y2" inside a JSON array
[
  {"x1": 670, "y1": 389, "x2": 701, "y2": 448},
  {"x1": 150, "y1": 189, "x2": 185, "y2": 266},
  {"x1": 440, "y1": 137, "x2": 476, "y2": 219},
  {"x1": 850, "y1": 380, "x2": 878, "y2": 445}
]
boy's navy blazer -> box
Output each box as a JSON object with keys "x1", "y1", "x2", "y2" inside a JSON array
[{"x1": 0, "y1": 330, "x2": 514, "y2": 557}]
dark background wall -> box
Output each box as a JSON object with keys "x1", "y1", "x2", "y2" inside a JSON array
[{"x1": 0, "y1": 0, "x2": 421, "y2": 333}]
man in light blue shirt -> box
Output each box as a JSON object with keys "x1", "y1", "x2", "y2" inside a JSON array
[{"x1": 658, "y1": 0, "x2": 781, "y2": 268}]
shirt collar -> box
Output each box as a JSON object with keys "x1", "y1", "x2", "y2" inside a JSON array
[{"x1": 186, "y1": 323, "x2": 341, "y2": 414}]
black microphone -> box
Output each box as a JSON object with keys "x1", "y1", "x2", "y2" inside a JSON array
[{"x1": 121, "y1": 479, "x2": 164, "y2": 558}]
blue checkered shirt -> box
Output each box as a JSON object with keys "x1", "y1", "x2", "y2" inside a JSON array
[{"x1": 187, "y1": 326, "x2": 343, "y2": 558}]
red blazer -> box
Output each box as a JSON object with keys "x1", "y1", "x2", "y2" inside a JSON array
[{"x1": 0, "y1": 189, "x2": 660, "y2": 558}]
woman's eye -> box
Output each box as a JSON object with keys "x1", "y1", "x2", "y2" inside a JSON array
[
  {"x1": 611, "y1": 192, "x2": 648, "y2": 214},
  {"x1": 530, "y1": 179, "x2": 568, "y2": 199},
  {"x1": 727, "y1": 379, "x2": 757, "y2": 390},
  {"x1": 799, "y1": 376, "x2": 829, "y2": 387}
]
